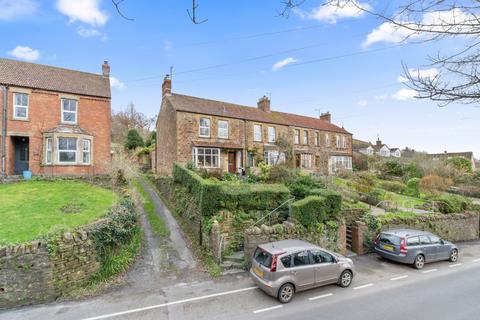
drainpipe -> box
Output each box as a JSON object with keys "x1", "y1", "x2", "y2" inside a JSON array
[{"x1": 1, "y1": 85, "x2": 8, "y2": 179}]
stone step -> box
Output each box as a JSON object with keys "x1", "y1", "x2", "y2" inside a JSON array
[
  {"x1": 223, "y1": 251, "x2": 245, "y2": 264},
  {"x1": 220, "y1": 261, "x2": 244, "y2": 270}
]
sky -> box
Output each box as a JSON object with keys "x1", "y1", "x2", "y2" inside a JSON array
[{"x1": 0, "y1": 0, "x2": 479, "y2": 158}]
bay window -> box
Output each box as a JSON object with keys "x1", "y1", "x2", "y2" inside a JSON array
[
  {"x1": 83, "y1": 139, "x2": 91, "y2": 164},
  {"x1": 300, "y1": 154, "x2": 312, "y2": 169},
  {"x1": 58, "y1": 137, "x2": 77, "y2": 163},
  {"x1": 45, "y1": 138, "x2": 52, "y2": 164},
  {"x1": 193, "y1": 147, "x2": 219, "y2": 168}
]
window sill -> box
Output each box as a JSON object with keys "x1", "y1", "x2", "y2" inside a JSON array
[
  {"x1": 12, "y1": 118, "x2": 30, "y2": 122},
  {"x1": 42, "y1": 163, "x2": 93, "y2": 167}
]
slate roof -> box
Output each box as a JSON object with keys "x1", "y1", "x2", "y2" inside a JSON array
[
  {"x1": 0, "y1": 58, "x2": 111, "y2": 98},
  {"x1": 166, "y1": 93, "x2": 350, "y2": 134}
]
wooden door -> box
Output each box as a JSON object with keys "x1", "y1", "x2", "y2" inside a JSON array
[{"x1": 228, "y1": 152, "x2": 236, "y2": 173}]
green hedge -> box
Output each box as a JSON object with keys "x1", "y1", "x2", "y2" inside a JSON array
[
  {"x1": 378, "y1": 180, "x2": 406, "y2": 194},
  {"x1": 308, "y1": 188, "x2": 342, "y2": 214},
  {"x1": 291, "y1": 196, "x2": 328, "y2": 227},
  {"x1": 432, "y1": 194, "x2": 472, "y2": 214}
]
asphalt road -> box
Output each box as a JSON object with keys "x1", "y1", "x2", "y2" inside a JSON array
[{"x1": 3, "y1": 242, "x2": 479, "y2": 320}]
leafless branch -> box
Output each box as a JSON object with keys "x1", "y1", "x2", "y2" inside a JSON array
[
  {"x1": 111, "y1": 0, "x2": 134, "y2": 21},
  {"x1": 187, "y1": 0, "x2": 208, "y2": 24},
  {"x1": 277, "y1": 0, "x2": 307, "y2": 18}
]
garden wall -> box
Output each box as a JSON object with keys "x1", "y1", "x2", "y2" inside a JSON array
[
  {"x1": 0, "y1": 200, "x2": 137, "y2": 309},
  {"x1": 244, "y1": 221, "x2": 346, "y2": 265}
]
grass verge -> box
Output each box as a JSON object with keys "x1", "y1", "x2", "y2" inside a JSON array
[{"x1": 133, "y1": 179, "x2": 170, "y2": 237}]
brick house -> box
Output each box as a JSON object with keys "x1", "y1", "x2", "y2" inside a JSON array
[
  {"x1": 156, "y1": 76, "x2": 352, "y2": 175},
  {"x1": 0, "y1": 58, "x2": 111, "y2": 177}
]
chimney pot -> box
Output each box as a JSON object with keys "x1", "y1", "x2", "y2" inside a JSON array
[
  {"x1": 320, "y1": 112, "x2": 331, "y2": 123},
  {"x1": 162, "y1": 74, "x2": 172, "y2": 98},
  {"x1": 102, "y1": 61, "x2": 110, "y2": 77},
  {"x1": 257, "y1": 96, "x2": 271, "y2": 112}
]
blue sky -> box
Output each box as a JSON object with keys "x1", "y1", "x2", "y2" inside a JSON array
[{"x1": 1, "y1": 0, "x2": 478, "y2": 157}]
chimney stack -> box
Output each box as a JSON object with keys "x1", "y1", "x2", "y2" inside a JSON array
[
  {"x1": 162, "y1": 75, "x2": 172, "y2": 98},
  {"x1": 320, "y1": 112, "x2": 331, "y2": 123},
  {"x1": 376, "y1": 137, "x2": 382, "y2": 147},
  {"x1": 102, "y1": 61, "x2": 110, "y2": 77},
  {"x1": 257, "y1": 96, "x2": 271, "y2": 112}
]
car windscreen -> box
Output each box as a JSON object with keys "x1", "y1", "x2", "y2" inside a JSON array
[
  {"x1": 254, "y1": 247, "x2": 272, "y2": 268},
  {"x1": 379, "y1": 233, "x2": 401, "y2": 246}
]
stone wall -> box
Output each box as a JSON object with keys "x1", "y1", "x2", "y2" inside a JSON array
[{"x1": 244, "y1": 221, "x2": 346, "y2": 265}]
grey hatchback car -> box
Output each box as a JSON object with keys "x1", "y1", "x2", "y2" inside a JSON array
[
  {"x1": 249, "y1": 240, "x2": 355, "y2": 303},
  {"x1": 374, "y1": 229, "x2": 459, "y2": 269}
]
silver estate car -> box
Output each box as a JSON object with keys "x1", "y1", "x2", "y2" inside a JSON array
[
  {"x1": 249, "y1": 240, "x2": 355, "y2": 303},
  {"x1": 374, "y1": 229, "x2": 459, "y2": 269}
]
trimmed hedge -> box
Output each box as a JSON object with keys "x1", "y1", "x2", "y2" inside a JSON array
[
  {"x1": 291, "y1": 196, "x2": 327, "y2": 227},
  {"x1": 308, "y1": 188, "x2": 342, "y2": 214},
  {"x1": 432, "y1": 194, "x2": 472, "y2": 214}
]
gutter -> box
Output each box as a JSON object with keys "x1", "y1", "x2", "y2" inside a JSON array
[{"x1": 1, "y1": 85, "x2": 7, "y2": 179}]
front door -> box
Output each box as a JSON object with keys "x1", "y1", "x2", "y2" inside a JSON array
[
  {"x1": 228, "y1": 152, "x2": 236, "y2": 173},
  {"x1": 14, "y1": 137, "x2": 29, "y2": 175},
  {"x1": 295, "y1": 154, "x2": 301, "y2": 168}
]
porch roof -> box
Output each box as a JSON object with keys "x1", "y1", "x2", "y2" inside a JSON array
[{"x1": 192, "y1": 141, "x2": 244, "y2": 150}]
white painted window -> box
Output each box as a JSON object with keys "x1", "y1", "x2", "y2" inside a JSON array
[
  {"x1": 336, "y1": 135, "x2": 340, "y2": 148},
  {"x1": 294, "y1": 129, "x2": 300, "y2": 144},
  {"x1": 45, "y1": 138, "x2": 52, "y2": 164},
  {"x1": 13, "y1": 93, "x2": 28, "y2": 120},
  {"x1": 61, "y1": 99, "x2": 77, "y2": 124},
  {"x1": 268, "y1": 126, "x2": 276, "y2": 143},
  {"x1": 325, "y1": 133, "x2": 330, "y2": 147},
  {"x1": 82, "y1": 139, "x2": 91, "y2": 164},
  {"x1": 264, "y1": 151, "x2": 285, "y2": 166},
  {"x1": 254, "y1": 124, "x2": 262, "y2": 142},
  {"x1": 300, "y1": 154, "x2": 312, "y2": 169},
  {"x1": 330, "y1": 156, "x2": 353, "y2": 172},
  {"x1": 199, "y1": 118, "x2": 211, "y2": 137},
  {"x1": 218, "y1": 120, "x2": 229, "y2": 139},
  {"x1": 58, "y1": 137, "x2": 77, "y2": 163},
  {"x1": 193, "y1": 147, "x2": 219, "y2": 168},
  {"x1": 303, "y1": 130, "x2": 309, "y2": 145},
  {"x1": 315, "y1": 132, "x2": 319, "y2": 146},
  {"x1": 342, "y1": 135, "x2": 347, "y2": 149}
]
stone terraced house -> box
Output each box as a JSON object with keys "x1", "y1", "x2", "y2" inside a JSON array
[
  {"x1": 156, "y1": 76, "x2": 353, "y2": 175},
  {"x1": 0, "y1": 58, "x2": 111, "y2": 177}
]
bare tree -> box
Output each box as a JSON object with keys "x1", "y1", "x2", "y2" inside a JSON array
[
  {"x1": 327, "y1": 0, "x2": 480, "y2": 106},
  {"x1": 111, "y1": 103, "x2": 156, "y2": 144}
]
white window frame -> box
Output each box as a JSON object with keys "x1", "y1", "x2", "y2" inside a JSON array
[
  {"x1": 342, "y1": 135, "x2": 347, "y2": 149},
  {"x1": 193, "y1": 147, "x2": 220, "y2": 168},
  {"x1": 82, "y1": 139, "x2": 91, "y2": 165},
  {"x1": 57, "y1": 137, "x2": 77, "y2": 164},
  {"x1": 314, "y1": 132, "x2": 319, "y2": 146},
  {"x1": 300, "y1": 154, "x2": 312, "y2": 169},
  {"x1": 294, "y1": 129, "x2": 300, "y2": 145},
  {"x1": 303, "y1": 130, "x2": 309, "y2": 145},
  {"x1": 61, "y1": 98, "x2": 78, "y2": 124},
  {"x1": 330, "y1": 156, "x2": 353, "y2": 172},
  {"x1": 325, "y1": 133, "x2": 330, "y2": 147},
  {"x1": 336, "y1": 135, "x2": 340, "y2": 148},
  {"x1": 199, "y1": 118, "x2": 211, "y2": 137},
  {"x1": 218, "y1": 120, "x2": 229, "y2": 139},
  {"x1": 13, "y1": 92, "x2": 29, "y2": 120},
  {"x1": 253, "y1": 124, "x2": 262, "y2": 142},
  {"x1": 268, "y1": 126, "x2": 276, "y2": 143},
  {"x1": 264, "y1": 151, "x2": 284, "y2": 166},
  {"x1": 45, "y1": 138, "x2": 53, "y2": 165}
]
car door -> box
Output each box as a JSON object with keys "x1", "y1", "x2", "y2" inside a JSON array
[
  {"x1": 311, "y1": 250, "x2": 340, "y2": 286},
  {"x1": 419, "y1": 235, "x2": 436, "y2": 261},
  {"x1": 290, "y1": 250, "x2": 315, "y2": 290},
  {"x1": 429, "y1": 235, "x2": 450, "y2": 260}
]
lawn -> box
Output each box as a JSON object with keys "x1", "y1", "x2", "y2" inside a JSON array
[{"x1": 0, "y1": 180, "x2": 117, "y2": 245}]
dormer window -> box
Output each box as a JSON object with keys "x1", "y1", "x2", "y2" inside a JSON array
[
  {"x1": 61, "y1": 99, "x2": 77, "y2": 124},
  {"x1": 13, "y1": 93, "x2": 29, "y2": 120}
]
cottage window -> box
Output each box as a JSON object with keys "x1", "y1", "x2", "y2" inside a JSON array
[
  {"x1": 294, "y1": 129, "x2": 300, "y2": 144},
  {"x1": 303, "y1": 131, "x2": 309, "y2": 145},
  {"x1": 199, "y1": 118, "x2": 211, "y2": 137},
  {"x1": 82, "y1": 139, "x2": 91, "y2": 164},
  {"x1": 247, "y1": 152, "x2": 255, "y2": 167},
  {"x1": 325, "y1": 133, "x2": 330, "y2": 147},
  {"x1": 300, "y1": 154, "x2": 312, "y2": 169},
  {"x1": 193, "y1": 147, "x2": 219, "y2": 168},
  {"x1": 218, "y1": 120, "x2": 229, "y2": 139},
  {"x1": 58, "y1": 137, "x2": 77, "y2": 163},
  {"x1": 342, "y1": 135, "x2": 347, "y2": 149},
  {"x1": 254, "y1": 124, "x2": 262, "y2": 142},
  {"x1": 61, "y1": 99, "x2": 78, "y2": 124},
  {"x1": 336, "y1": 135, "x2": 340, "y2": 148},
  {"x1": 13, "y1": 93, "x2": 28, "y2": 120},
  {"x1": 315, "y1": 132, "x2": 319, "y2": 146},
  {"x1": 330, "y1": 156, "x2": 352, "y2": 172},
  {"x1": 264, "y1": 151, "x2": 285, "y2": 166},
  {"x1": 45, "y1": 138, "x2": 53, "y2": 164},
  {"x1": 268, "y1": 127, "x2": 276, "y2": 143}
]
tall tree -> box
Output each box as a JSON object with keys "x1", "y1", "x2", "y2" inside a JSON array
[
  {"x1": 124, "y1": 129, "x2": 145, "y2": 150},
  {"x1": 111, "y1": 103, "x2": 155, "y2": 144}
]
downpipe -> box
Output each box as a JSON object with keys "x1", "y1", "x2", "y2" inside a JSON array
[{"x1": 1, "y1": 85, "x2": 7, "y2": 179}]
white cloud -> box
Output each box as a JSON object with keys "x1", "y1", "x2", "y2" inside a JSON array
[
  {"x1": 357, "y1": 100, "x2": 368, "y2": 107},
  {"x1": 56, "y1": 0, "x2": 108, "y2": 26},
  {"x1": 374, "y1": 94, "x2": 387, "y2": 100},
  {"x1": 398, "y1": 68, "x2": 439, "y2": 83},
  {"x1": 8, "y1": 46, "x2": 40, "y2": 61},
  {"x1": 364, "y1": 8, "x2": 473, "y2": 47},
  {"x1": 77, "y1": 26, "x2": 107, "y2": 40},
  {"x1": 110, "y1": 76, "x2": 125, "y2": 89},
  {"x1": 392, "y1": 88, "x2": 417, "y2": 100},
  {"x1": 0, "y1": 0, "x2": 37, "y2": 21},
  {"x1": 305, "y1": 1, "x2": 370, "y2": 24},
  {"x1": 272, "y1": 57, "x2": 298, "y2": 71}
]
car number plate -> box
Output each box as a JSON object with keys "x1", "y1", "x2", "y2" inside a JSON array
[
  {"x1": 254, "y1": 266, "x2": 264, "y2": 278},
  {"x1": 382, "y1": 244, "x2": 394, "y2": 251}
]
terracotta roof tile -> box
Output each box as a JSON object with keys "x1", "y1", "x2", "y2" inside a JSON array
[
  {"x1": 0, "y1": 58, "x2": 111, "y2": 98},
  {"x1": 167, "y1": 93, "x2": 350, "y2": 134}
]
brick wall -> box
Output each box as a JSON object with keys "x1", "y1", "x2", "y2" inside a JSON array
[{"x1": 156, "y1": 99, "x2": 177, "y2": 175}]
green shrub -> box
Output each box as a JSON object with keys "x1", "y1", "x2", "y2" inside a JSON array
[
  {"x1": 403, "y1": 162, "x2": 422, "y2": 182},
  {"x1": 361, "y1": 188, "x2": 385, "y2": 206},
  {"x1": 378, "y1": 180, "x2": 406, "y2": 194},
  {"x1": 405, "y1": 177, "x2": 420, "y2": 197},
  {"x1": 353, "y1": 172, "x2": 377, "y2": 194},
  {"x1": 268, "y1": 164, "x2": 299, "y2": 185},
  {"x1": 432, "y1": 194, "x2": 472, "y2": 214},
  {"x1": 288, "y1": 175, "x2": 325, "y2": 199},
  {"x1": 291, "y1": 196, "x2": 328, "y2": 227},
  {"x1": 382, "y1": 160, "x2": 404, "y2": 176},
  {"x1": 124, "y1": 129, "x2": 144, "y2": 150},
  {"x1": 308, "y1": 188, "x2": 342, "y2": 215},
  {"x1": 446, "y1": 157, "x2": 473, "y2": 173}
]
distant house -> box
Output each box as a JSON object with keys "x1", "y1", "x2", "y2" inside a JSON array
[
  {"x1": 429, "y1": 151, "x2": 476, "y2": 171},
  {"x1": 354, "y1": 137, "x2": 401, "y2": 158},
  {"x1": 0, "y1": 58, "x2": 112, "y2": 177}
]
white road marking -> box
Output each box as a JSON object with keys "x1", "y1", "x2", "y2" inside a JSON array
[
  {"x1": 253, "y1": 305, "x2": 283, "y2": 314},
  {"x1": 390, "y1": 275, "x2": 408, "y2": 281},
  {"x1": 472, "y1": 258, "x2": 480, "y2": 263},
  {"x1": 79, "y1": 286, "x2": 258, "y2": 320},
  {"x1": 308, "y1": 293, "x2": 333, "y2": 301},
  {"x1": 353, "y1": 283, "x2": 374, "y2": 290},
  {"x1": 449, "y1": 263, "x2": 463, "y2": 268},
  {"x1": 422, "y1": 269, "x2": 438, "y2": 274}
]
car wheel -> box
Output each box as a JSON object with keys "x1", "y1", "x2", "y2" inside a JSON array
[
  {"x1": 413, "y1": 254, "x2": 425, "y2": 269},
  {"x1": 449, "y1": 249, "x2": 459, "y2": 262},
  {"x1": 278, "y1": 283, "x2": 294, "y2": 304},
  {"x1": 338, "y1": 270, "x2": 353, "y2": 288}
]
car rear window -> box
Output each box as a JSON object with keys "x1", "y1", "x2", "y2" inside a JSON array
[
  {"x1": 254, "y1": 247, "x2": 272, "y2": 268},
  {"x1": 379, "y1": 233, "x2": 401, "y2": 246}
]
